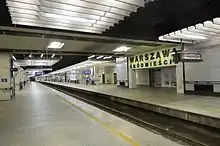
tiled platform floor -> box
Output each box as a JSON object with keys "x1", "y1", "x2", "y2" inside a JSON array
[
  {"x1": 47, "y1": 82, "x2": 220, "y2": 119},
  {"x1": 0, "y1": 82, "x2": 182, "y2": 146}
]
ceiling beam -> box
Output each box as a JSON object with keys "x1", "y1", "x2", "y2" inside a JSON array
[
  {"x1": 0, "y1": 25, "x2": 172, "y2": 46},
  {"x1": 0, "y1": 48, "x2": 126, "y2": 57}
]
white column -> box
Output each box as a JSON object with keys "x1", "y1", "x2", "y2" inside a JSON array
[
  {"x1": 129, "y1": 69, "x2": 137, "y2": 89},
  {"x1": 176, "y1": 62, "x2": 184, "y2": 93},
  {"x1": 0, "y1": 53, "x2": 12, "y2": 100},
  {"x1": 104, "y1": 66, "x2": 114, "y2": 84}
]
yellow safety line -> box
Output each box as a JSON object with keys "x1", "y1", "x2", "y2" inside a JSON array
[{"x1": 59, "y1": 95, "x2": 140, "y2": 146}]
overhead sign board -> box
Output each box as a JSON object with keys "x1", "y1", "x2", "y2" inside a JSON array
[
  {"x1": 129, "y1": 48, "x2": 177, "y2": 69},
  {"x1": 181, "y1": 52, "x2": 203, "y2": 62},
  {"x1": 84, "y1": 69, "x2": 91, "y2": 75},
  {"x1": 35, "y1": 72, "x2": 43, "y2": 76},
  {"x1": 10, "y1": 68, "x2": 18, "y2": 72}
]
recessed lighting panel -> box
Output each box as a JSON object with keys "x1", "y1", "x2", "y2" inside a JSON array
[
  {"x1": 6, "y1": 0, "x2": 145, "y2": 33},
  {"x1": 113, "y1": 46, "x2": 131, "y2": 52},
  {"x1": 48, "y1": 41, "x2": 64, "y2": 49}
]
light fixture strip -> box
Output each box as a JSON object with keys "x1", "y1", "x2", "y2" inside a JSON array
[
  {"x1": 158, "y1": 17, "x2": 220, "y2": 43},
  {"x1": 8, "y1": 3, "x2": 129, "y2": 20},
  {"x1": 115, "y1": 0, "x2": 145, "y2": 7},
  {"x1": 103, "y1": 56, "x2": 112, "y2": 59},
  {"x1": 110, "y1": 7, "x2": 131, "y2": 16},
  {"x1": 174, "y1": 30, "x2": 208, "y2": 40},
  {"x1": 7, "y1": 1, "x2": 39, "y2": 11},
  {"x1": 41, "y1": 0, "x2": 104, "y2": 16},
  {"x1": 7, "y1": 0, "x2": 138, "y2": 12},
  {"x1": 113, "y1": 46, "x2": 131, "y2": 52},
  {"x1": 11, "y1": 11, "x2": 118, "y2": 29},
  {"x1": 88, "y1": 55, "x2": 95, "y2": 59},
  {"x1": 188, "y1": 27, "x2": 218, "y2": 36},
  {"x1": 9, "y1": 7, "x2": 39, "y2": 15},
  {"x1": 50, "y1": 0, "x2": 111, "y2": 11},
  {"x1": 6, "y1": 0, "x2": 144, "y2": 33},
  {"x1": 13, "y1": 17, "x2": 105, "y2": 31},
  {"x1": 81, "y1": 0, "x2": 138, "y2": 11},
  {"x1": 15, "y1": 21, "x2": 103, "y2": 33},
  {"x1": 159, "y1": 36, "x2": 193, "y2": 44},
  {"x1": 12, "y1": 55, "x2": 16, "y2": 60},
  {"x1": 40, "y1": 6, "x2": 101, "y2": 19},
  {"x1": 96, "y1": 55, "x2": 104, "y2": 59}
]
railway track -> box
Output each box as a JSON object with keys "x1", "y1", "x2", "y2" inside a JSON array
[{"x1": 44, "y1": 83, "x2": 220, "y2": 146}]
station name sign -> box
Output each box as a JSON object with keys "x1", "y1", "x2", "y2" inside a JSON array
[{"x1": 129, "y1": 48, "x2": 176, "y2": 69}]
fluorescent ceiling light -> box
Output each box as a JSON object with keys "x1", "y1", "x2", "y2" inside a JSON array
[
  {"x1": 115, "y1": 0, "x2": 145, "y2": 7},
  {"x1": 34, "y1": 60, "x2": 50, "y2": 63},
  {"x1": 14, "y1": 21, "x2": 102, "y2": 33},
  {"x1": 40, "y1": 6, "x2": 100, "y2": 20},
  {"x1": 85, "y1": 63, "x2": 93, "y2": 66},
  {"x1": 48, "y1": 41, "x2": 64, "y2": 49},
  {"x1": 42, "y1": 13, "x2": 96, "y2": 23},
  {"x1": 51, "y1": 54, "x2": 55, "y2": 58},
  {"x1": 6, "y1": 0, "x2": 145, "y2": 33},
  {"x1": 96, "y1": 55, "x2": 104, "y2": 59},
  {"x1": 103, "y1": 56, "x2": 112, "y2": 59},
  {"x1": 93, "y1": 61, "x2": 102, "y2": 64},
  {"x1": 7, "y1": 1, "x2": 39, "y2": 11},
  {"x1": 88, "y1": 55, "x2": 95, "y2": 59},
  {"x1": 78, "y1": 66, "x2": 85, "y2": 68},
  {"x1": 113, "y1": 46, "x2": 131, "y2": 52},
  {"x1": 83, "y1": 0, "x2": 138, "y2": 11},
  {"x1": 176, "y1": 33, "x2": 207, "y2": 40},
  {"x1": 12, "y1": 55, "x2": 16, "y2": 60},
  {"x1": 40, "y1": 54, "x2": 44, "y2": 58},
  {"x1": 14, "y1": 59, "x2": 59, "y2": 66}
]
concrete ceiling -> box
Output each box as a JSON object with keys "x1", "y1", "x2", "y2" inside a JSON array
[
  {"x1": 0, "y1": 27, "x2": 175, "y2": 56},
  {"x1": 0, "y1": 31, "x2": 174, "y2": 55},
  {"x1": 1, "y1": 0, "x2": 220, "y2": 41}
]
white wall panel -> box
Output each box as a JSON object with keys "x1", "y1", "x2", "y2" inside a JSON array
[
  {"x1": 185, "y1": 40, "x2": 220, "y2": 82},
  {"x1": 136, "y1": 69, "x2": 149, "y2": 85},
  {"x1": 214, "y1": 85, "x2": 220, "y2": 93}
]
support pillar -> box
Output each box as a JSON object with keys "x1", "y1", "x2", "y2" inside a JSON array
[
  {"x1": 176, "y1": 63, "x2": 184, "y2": 93},
  {"x1": 176, "y1": 40, "x2": 186, "y2": 94},
  {"x1": 0, "y1": 53, "x2": 12, "y2": 100},
  {"x1": 129, "y1": 69, "x2": 137, "y2": 89}
]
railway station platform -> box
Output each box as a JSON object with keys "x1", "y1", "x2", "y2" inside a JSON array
[
  {"x1": 0, "y1": 82, "x2": 183, "y2": 146},
  {"x1": 42, "y1": 81, "x2": 220, "y2": 128}
]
